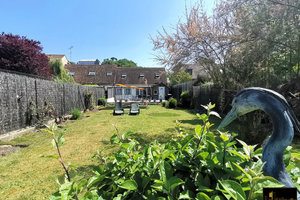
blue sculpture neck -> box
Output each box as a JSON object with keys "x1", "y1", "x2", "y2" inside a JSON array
[{"x1": 259, "y1": 97, "x2": 295, "y2": 187}]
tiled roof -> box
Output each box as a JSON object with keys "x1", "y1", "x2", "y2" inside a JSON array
[{"x1": 65, "y1": 64, "x2": 167, "y2": 85}]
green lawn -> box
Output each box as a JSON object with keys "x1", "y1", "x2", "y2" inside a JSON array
[
  {"x1": 0, "y1": 106, "x2": 198, "y2": 200},
  {"x1": 0, "y1": 105, "x2": 299, "y2": 199}
]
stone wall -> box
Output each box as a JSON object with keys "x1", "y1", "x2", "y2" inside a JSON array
[{"x1": 0, "y1": 70, "x2": 104, "y2": 135}]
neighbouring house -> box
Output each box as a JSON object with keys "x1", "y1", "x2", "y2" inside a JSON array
[
  {"x1": 65, "y1": 64, "x2": 168, "y2": 100},
  {"x1": 77, "y1": 59, "x2": 101, "y2": 65},
  {"x1": 47, "y1": 54, "x2": 69, "y2": 66},
  {"x1": 173, "y1": 63, "x2": 210, "y2": 81}
]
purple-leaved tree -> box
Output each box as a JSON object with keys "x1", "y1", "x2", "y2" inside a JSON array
[{"x1": 0, "y1": 32, "x2": 52, "y2": 78}]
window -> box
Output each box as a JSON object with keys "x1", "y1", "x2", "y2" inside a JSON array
[
  {"x1": 155, "y1": 73, "x2": 160, "y2": 78},
  {"x1": 186, "y1": 69, "x2": 193, "y2": 75},
  {"x1": 154, "y1": 90, "x2": 158, "y2": 95},
  {"x1": 116, "y1": 88, "x2": 122, "y2": 95},
  {"x1": 136, "y1": 89, "x2": 143, "y2": 96},
  {"x1": 68, "y1": 72, "x2": 75, "y2": 76},
  {"x1": 125, "y1": 88, "x2": 131, "y2": 95},
  {"x1": 107, "y1": 72, "x2": 112, "y2": 76},
  {"x1": 88, "y1": 72, "x2": 96, "y2": 76},
  {"x1": 139, "y1": 73, "x2": 144, "y2": 77},
  {"x1": 122, "y1": 74, "x2": 127, "y2": 79}
]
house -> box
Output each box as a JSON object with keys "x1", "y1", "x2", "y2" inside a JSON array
[
  {"x1": 77, "y1": 59, "x2": 101, "y2": 65},
  {"x1": 64, "y1": 64, "x2": 168, "y2": 100},
  {"x1": 173, "y1": 63, "x2": 210, "y2": 80},
  {"x1": 47, "y1": 54, "x2": 69, "y2": 66}
]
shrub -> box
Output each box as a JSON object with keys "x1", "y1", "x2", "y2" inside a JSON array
[
  {"x1": 180, "y1": 90, "x2": 192, "y2": 108},
  {"x1": 161, "y1": 101, "x2": 167, "y2": 107},
  {"x1": 50, "y1": 59, "x2": 74, "y2": 83},
  {"x1": 98, "y1": 98, "x2": 107, "y2": 106},
  {"x1": 48, "y1": 103, "x2": 290, "y2": 199},
  {"x1": 168, "y1": 98, "x2": 177, "y2": 108},
  {"x1": 0, "y1": 32, "x2": 52, "y2": 78},
  {"x1": 70, "y1": 108, "x2": 82, "y2": 120}
]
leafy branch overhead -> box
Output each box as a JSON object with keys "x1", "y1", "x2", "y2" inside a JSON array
[{"x1": 151, "y1": 0, "x2": 300, "y2": 89}]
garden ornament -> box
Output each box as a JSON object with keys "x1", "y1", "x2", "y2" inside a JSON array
[{"x1": 218, "y1": 87, "x2": 300, "y2": 199}]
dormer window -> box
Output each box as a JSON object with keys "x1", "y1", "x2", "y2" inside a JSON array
[
  {"x1": 155, "y1": 73, "x2": 160, "y2": 78},
  {"x1": 68, "y1": 72, "x2": 75, "y2": 76},
  {"x1": 139, "y1": 73, "x2": 144, "y2": 78},
  {"x1": 88, "y1": 72, "x2": 96, "y2": 76},
  {"x1": 107, "y1": 72, "x2": 112, "y2": 76},
  {"x1": 122, "y1": 74, "x2": 127, "y2": 79}
]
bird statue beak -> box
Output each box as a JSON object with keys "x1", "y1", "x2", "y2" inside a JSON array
[{"x1": 218, "y1": 107, "x2": 238, "y2": 130}]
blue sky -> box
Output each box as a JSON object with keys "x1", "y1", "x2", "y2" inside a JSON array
[{"x1": 1, "y1": 0, "x2": 214, "y2": 67}]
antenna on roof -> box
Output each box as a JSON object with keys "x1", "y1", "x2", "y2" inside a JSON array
[{"x1": 68, "y1": 46, "x2": 74, "y2": 62}]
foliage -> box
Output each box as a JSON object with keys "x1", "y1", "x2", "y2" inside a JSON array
[
  {"x1": 26, "y1": 101, "x2": 54, "y2": 127},
  {"x1": 180, "y1": 91, "x2": 192, "y2": 108},
  {"x1": 168, "y1": 98, "x2": 177, "y2": 108},
  {"x1": 151, "y1": 0, "x2": 300, "y2": 89},
  {"x1": 98, "y1": 98, "x2": 107, "y2": 106},
  {"x1": 168, "y1": 71, "x2": 192, "y2": 86},
  {"x1": 161, "y1": 101, "x2": 167, "y2": 107},
  {"x1": 50, "y1": 59, "x2": 74, "y2": 83},
  {"x1": 71, "y1": 108, "x2": 82, "y2": 120},
  {"x1": 102, "y1": 57, "x2": 138, "y2": 68},
  {"x1": 84, "y1": 90, "x2": 95, "y2": 111},
  {"x1": 48, "y1": 103, "x2": 299, "y2": 199},
  {"x1": 0, "y1": 32, "x2": 52, "y2": 78}
]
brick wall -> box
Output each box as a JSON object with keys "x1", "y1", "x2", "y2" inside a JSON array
[{"x1": 0, "y1": 70, "x2": 104, "y2": 135}]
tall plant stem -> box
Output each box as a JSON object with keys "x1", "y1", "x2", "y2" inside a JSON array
[{"x1": 52, "y1": 134, "x2": 79, "y2": 200}]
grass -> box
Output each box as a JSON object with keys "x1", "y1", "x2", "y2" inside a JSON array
[
  {"x1": 0, "y1": 106, "x2": 198, "y2": 200},
  {"x1": 0, "y1": 105, "x2": 299, "y2": 199}
]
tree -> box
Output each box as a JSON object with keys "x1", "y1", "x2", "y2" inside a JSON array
[
  {"x1": 102, "y1": 57, "x2": 138, "y2": 68},
  {"x1": 50, "y1": 59, "x2": 74, "y2": 83},
  {"x1": 151, "y1": 0, "x2": 300, "y2": 89},
  {"x1": 168, "y1": 71, "x2": 192, "y2": 86},
  {"x1": 0, "y1": 32, "x2": 52, "y2": 78}
]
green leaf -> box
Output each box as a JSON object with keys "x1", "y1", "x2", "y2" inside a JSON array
[
  {"x1": 252, "y1": 176, "x2": 284, "y2": 192},
  {"x1": 196, "y1": 192, "x2": 210, "y2": 200},
  {"x1": 159, "y1": 161, "x2": 173, "y2": 182},
  {"x1": 218, "y1": 180, "x2": 246, "y2": 200},
  {"x1": 179, "y1": 190, "x2": 193, "y2": 199},
  {"x1": 219, "y1": 131, "x2": 230, "y2": 142},
  {"x1": 87, "y1": 175, "x2": 105, "y2": 188},
  {"x1": 41, "y1": 128, "x2": 54, "y2": 135},
  {"x1": 232, "y1": 162, "x2": 251, "y2": 180},
  {"x1": 59, "y1": 181, "x2": 73, "y2": 200},
  {"x1": 119, "y1": 180, "x2": 138, "y2": 190},
  {"x1": 45, "y1": 154, "x2": 59, "y2": 159},
  {"x1": 110, "y1": 134, "x2": 120, "y2": 144},
  {"x1": 197, "y1": 114, "x2": 208, "y2": 122},
  {"x1": 164, "y1": 176, "x2": 184, "y2": 192},
  {"x1": 195, "y1": 125, "x2": 203, "y2": 137},
  {"x1": 122, "y1": 131, "x2": 133, "y2": 140},
  {"x1": 57, "y1": 131, "x2": 65, "y2": 147}
]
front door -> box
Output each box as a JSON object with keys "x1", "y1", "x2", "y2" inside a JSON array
[{"x1": 158, "y1": 87, "x2": 165, "y2": 100}]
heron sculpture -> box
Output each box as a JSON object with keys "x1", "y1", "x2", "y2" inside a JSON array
[{"x1": 218, "y1": 87, "x2": 300, "y2": 198}]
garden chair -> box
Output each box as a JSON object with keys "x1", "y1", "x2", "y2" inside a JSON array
[
  {"x1": 113, "y1": 101, "x2": 124, "y2": 115},
  {"x1": 129, "y1": 103, "x2": 140, "y2": 115}
]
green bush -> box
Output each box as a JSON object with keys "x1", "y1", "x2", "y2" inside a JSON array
[
  {"x1": 98, "y1": 98, "x2": 107, "y2": 106},
  {"x1": 180, "y1": 90, "x2": 192, "y2": 108},
  {"x1": 168, "y1": 98, "x2": 177, "y2": 108},
  {"x1": 161, "y1": 101, "x2": 167, "y2": 107},
  {"x1": 70, "y1": 108, "x2": 82, "y2": 120},
  {"x1": 48, "y1": 103, "x2": 291, "y2": 199}
]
